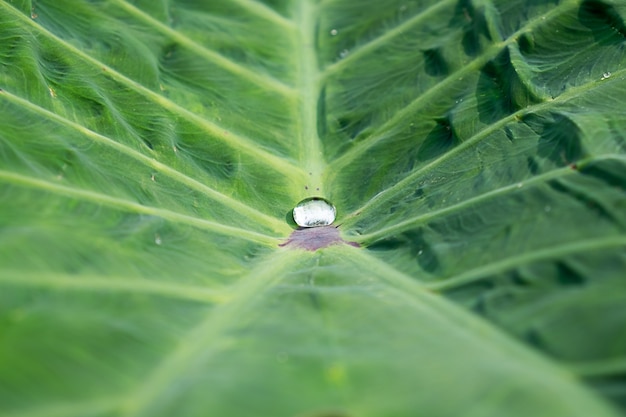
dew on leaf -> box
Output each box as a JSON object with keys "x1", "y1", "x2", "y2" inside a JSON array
[
  {"x1": 330, "y1": 29, "x2": 338, "y2": 36},
  {"x1": 293, "y1": 197, "x2": 336, "y2": 228}
]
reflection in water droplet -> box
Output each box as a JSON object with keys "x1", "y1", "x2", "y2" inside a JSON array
[{"x1": 293, "y1": 197, "x2": 336, "y2": 228}]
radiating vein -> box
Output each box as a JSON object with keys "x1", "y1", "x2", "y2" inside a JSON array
[
  {"x1": 425, "y1": 236, "x2": 626, "y2": 291},
  {"x1": 109, "y1": 0, "x2": 295, "y2": 97},
  {"x1": 354, "y1": 164, "x2": 579, "y2": 243},
  {"x1": 331, "y1": 245, "x2": 602, "y2": 371},
  {"x1": 0, "y1": 170, "x2": 280, "y2": 245},
  {"x1": 230, "y1": 0, "x2": 294, "y2": 29},
  {"x1": 0, "y1": 271, "x2": 228, "y2": 304},
  {"x1": 117, "y1": 250, "x2": 305, "y2": 417},
  {"x1": 0, "y1": 89, "x2": 289, "y2": 234},
  {"x1": 341, "y1": 58, "x2": 626, "y2": 224},
  {"x1": 321, "y1": 0, "x2": 455, "y2": 79},
  {"x1": 328, "y1": 0, "x2": 579, "y2": 171},
  {"x1": 0, "y1": 2, "x2": 304, "y2": 178},
  {"x1": 294, "y1": 0, "x2": 326, "y2": 192},
  {"x1": 334, "y1": 244, "x2": 626, "y2": 408}
]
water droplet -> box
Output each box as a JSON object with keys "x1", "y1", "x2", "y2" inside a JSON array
[
  {"x1": 601, "y1": 72, "x2": 611, "y2": 80},
  {"x1": 544, "y1": 205, "x2": 552, "y2": 213},
  {"x1": 293, "y1": 197, "x2": 336, "y2": 228},
  {"x1": 155, "y1": 234, "x2": 162, "y2": 245},
  {"x1": 516, "y1": 182, "x2": 523, "y2": 188},
  {"x1": 330, "y1": 29, "x2": 338, "y2": 36},
  {"x1": 339, "y1": 49, "x2": 349, "y2": 58}
]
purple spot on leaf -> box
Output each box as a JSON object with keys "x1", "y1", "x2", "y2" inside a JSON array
[{"x1": 280, "y1": 226, "x2": 360, "y2": 251}]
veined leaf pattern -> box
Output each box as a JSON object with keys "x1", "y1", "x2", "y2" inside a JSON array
[{"x1": 0, "y1": 0, "x2": 625, "y2": 416}]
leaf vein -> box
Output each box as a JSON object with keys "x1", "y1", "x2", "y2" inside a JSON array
[
  {"x1": 0, "y1": 1, "x2": 304, "y2": 178},
  {"x1": 109, "y1": 0, "x2": 296, "y2": 97},
  {"x1": 328, "y1": 0, "x2": 580, "y2": 171},
  {"x1": 425, "y1": 235, "x2": 626, "y2": 291},
  {"x1": 0, "y1": 89, "x2": 289, "y2": 233},
  {"x1": 0, "y1": 170, "x2": 280, "y2": 245}
]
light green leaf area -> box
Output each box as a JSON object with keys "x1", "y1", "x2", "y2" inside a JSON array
[{"x1": 1, "y1": 0, "x2": 625, "y2": 416}]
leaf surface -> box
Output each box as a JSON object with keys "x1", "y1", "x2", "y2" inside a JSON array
[{"x1": 1, "y1": 0, "x2": 625, "y2": 416}]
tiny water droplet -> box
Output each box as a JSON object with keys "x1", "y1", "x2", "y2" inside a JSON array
[
  {"x1": 544, "y1": 205, "x2": 552, "y2": 213},
  {"x1": 339, "y1": 49, "x2": 349, "y2": 58},
  {"x1": 330, "y1": 29, "x2": 338, "y2": 36},
  {"x1": 516, "y1": 182, "x2": 523, "y2": 188},
  {"x1": 601, "y1": 72, "x2": 611, "y2": 80},
  {"x1": 293, "y1": 197, "x2": 336, "y2": 228},
  {"x1": 155, "y1": 235, "x2": 162, "y2": 245}
]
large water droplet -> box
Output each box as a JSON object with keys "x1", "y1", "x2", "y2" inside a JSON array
[{"x1": 293, "y1": 197, "x2": 336, "y2": 228}]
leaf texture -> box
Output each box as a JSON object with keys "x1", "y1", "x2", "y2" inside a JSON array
[{"x1": 0, "y1": 0, "x2": 625, "y2": 416}]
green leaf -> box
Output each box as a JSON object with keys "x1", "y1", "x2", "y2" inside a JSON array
[{"x1": 1, "y1": 0, "x2": 625, "y2": 416}]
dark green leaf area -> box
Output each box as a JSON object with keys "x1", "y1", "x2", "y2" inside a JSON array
[
  {"x1": 319, "y1": 1, "x2": 468, "y2": 159},
  {"x1": 361, "y1": 156, "x2": 626, "y2": 292},
  {"x1": 446, "y1": 249, "x2": 626, "y2": 409},
  {"x1": 327, "y1": 0, "x2": 626, "y2": 225},
  {"x1": 335, "y1": 110, "x2": 589, "y2": 236},
  {"x1": 477, "y1": 48, "x2": 544, "y2": 122},
  {"x1": 518, "y1": 0, "x2": 626, "y2": 97},
  {"x1": 448, "y1": 252, "x2": 626, "y2": 359},
  {"x1": 494, "y1": 0, "x2": 561, "y2": 38}
]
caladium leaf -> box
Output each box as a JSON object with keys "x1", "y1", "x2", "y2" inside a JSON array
[{"x1": 1, "y1": 0, "x2": 625, "y2": 416}]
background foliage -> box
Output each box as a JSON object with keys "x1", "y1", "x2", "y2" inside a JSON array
[{"x1": 1, "y1": 0, "x2": 625, "y2": 416}]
